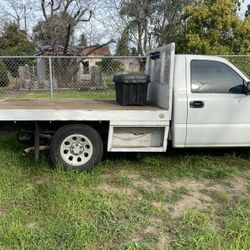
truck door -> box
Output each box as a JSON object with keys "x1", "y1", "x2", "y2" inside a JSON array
[{"x1": 186, "y1": 57, "x2": 250, "y2": 147}]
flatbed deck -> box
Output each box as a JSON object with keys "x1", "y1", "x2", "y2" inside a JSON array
[
  {"x1": 0, "y1": 99, "x2": 169, "y2": 123},
  {"x1": 0, "y1": 99, "x2": 162, "y2": 110}
]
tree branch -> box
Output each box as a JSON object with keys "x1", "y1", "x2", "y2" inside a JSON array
[
  {"x1": 52, "y1": 0, "x2": 61, "y2": 11},
  {"x1": 77, "y1": 10, "x2": 93, "y2": 22},
  {"x1": 41, "y1": 0, "x2": 48, "y2": 21}
]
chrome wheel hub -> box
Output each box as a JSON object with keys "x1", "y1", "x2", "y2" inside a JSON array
[
  {"x1": 70, "y1": 143, "x2": 84, "y2": 155},
  {"x1": 60, "y1": 134, "x2": 93, "y2": 166}
]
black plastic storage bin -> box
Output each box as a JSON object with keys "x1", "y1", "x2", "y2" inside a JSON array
[{"x1": 113, "y1": 73, "x2": 150, "y2": 106}]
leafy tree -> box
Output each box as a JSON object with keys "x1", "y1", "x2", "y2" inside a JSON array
[
  {"x1": 98, "y1": 58, "x2": 123, "y2": 75},
  {"x1": 179, "y1": 0, "x2": 250, "y2": 54},
  {"x1": 0, "y1": 22, "x2": 35, "y2": 55},
  {"x1": 115, "y1": 27, "x2": 130, "y2": 56},
  {"x1": 0, "y1": 22, "x2": 36, "y2": 77}
]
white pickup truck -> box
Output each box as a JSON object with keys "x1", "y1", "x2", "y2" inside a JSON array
[{"x1": 0, "y1": 43, "x2": 249, "y2": 171}]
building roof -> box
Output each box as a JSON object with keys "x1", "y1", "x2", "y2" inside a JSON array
[
  {"x1": 34, "y1": 45, "x2": 80, "y2": 56},
  {"x1": 81, "y1": 45, "x2": 111, "y2": 56},
  {"x1": 35, "y1": 44, "x2": 111, "y2": 57}
]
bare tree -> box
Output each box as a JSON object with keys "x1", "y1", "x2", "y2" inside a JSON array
[
  {"x1": 37, "y1": 0, "x2": 101, "y2": 54},
  {"x1": 78, "y1": 0, "x2": 123, "y2": 47},
  {"x1": 0, "y1": 0, "x2": 35, "y2": 33}
]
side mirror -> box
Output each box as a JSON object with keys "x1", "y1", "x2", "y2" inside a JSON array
[{"x1": 245, "y1": 81, "x2": 250, "y2": 95}]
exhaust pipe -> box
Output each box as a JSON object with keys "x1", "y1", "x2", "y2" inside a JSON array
[{"x1": 22, "y1": 145, "x2": 50, "y2": 156}]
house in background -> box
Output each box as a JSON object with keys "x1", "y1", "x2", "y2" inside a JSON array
[
  {"x1": 79, "y1": 45, "x2": 141, "y2": 74},
  {"x1": 79, "y1": 45, "x2": 111, "y2": 75}
]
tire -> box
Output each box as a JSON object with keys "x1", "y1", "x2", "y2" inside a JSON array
[{"x1": 50, "y1": 124, "x2": 103, "y2": 171}]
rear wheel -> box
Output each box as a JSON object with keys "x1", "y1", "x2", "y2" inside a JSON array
[{"x1": 50, "y1": 124, "x2": 103, "y2": 171}]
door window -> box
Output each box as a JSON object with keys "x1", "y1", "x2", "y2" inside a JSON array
[{"x1": 191, "y1": 60, "x2": 244, "y2": 93}]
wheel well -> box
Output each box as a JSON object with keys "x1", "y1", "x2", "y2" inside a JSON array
[{"x1": 0, "y1": 121, "x2": 109, "y2": 145}]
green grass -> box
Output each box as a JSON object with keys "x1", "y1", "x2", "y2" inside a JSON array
[
  {"x1": 169, "y1": 199, "x2": 250, "y2": 250},
  {"x1": 201, "y1": 189, "x2": 230, "y2": 204},
  {"x1": 17, "y1": 90, "x2": 116, "y2": 100},
  {"x1": 0, "y1": 135, "x2": 249, "y2": 249}
]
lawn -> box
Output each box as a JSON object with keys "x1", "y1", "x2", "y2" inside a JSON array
[
  {"x1": 17, "y1": 90, "x2": 116, "y2": 100},
  {"x1": 0, "y1": 135, "x2": 249, "y2": 249}
]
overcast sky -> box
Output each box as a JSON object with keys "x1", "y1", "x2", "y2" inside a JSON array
[{"x1": 239, "y1": 0, "x2": 249, "y2": 18}]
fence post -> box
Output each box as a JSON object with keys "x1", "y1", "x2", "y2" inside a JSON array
[{"x1": 49, "y1": 57, "x2": 53, "y2": 99}]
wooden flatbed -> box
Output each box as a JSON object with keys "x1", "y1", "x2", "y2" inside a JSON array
[{"x1": 0, "y1": 99, "x2": 162, "y2": 110}]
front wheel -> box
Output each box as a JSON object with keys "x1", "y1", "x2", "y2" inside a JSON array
[{"x1": 50, "y1": 124, "x2": 103, "y2": 171}]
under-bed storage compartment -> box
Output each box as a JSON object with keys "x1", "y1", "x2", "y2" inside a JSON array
[
  {"x1": 113, "y1": 127, "x2": 164, "y2": 147},
  {"x1": 108, "y1": 125, "x2": 169, "y2": 152}
]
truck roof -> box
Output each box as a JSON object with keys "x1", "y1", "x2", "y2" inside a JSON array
[{"x1": 175, "y1": 54, "x2": 228, "y2": 62}]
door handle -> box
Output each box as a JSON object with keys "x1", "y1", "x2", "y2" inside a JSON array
[{"x1": 190, "y1": 100, "x2": 204, "y2": 108}]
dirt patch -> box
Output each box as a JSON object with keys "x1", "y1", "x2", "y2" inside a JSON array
[
  {"x1": 164, "y1": 176, "x2": 249, "y2": 217},
  {"x1": 205, "y1": 177, "x2": 249, "y2": 198},
  {"x1": 125, "y1": 173, "x2": 143, "y2": 182},
  {"x1": 0, "y1": 207, "x2": 8, "y2": 215},
  {"x1": 26, "y1": 221, "x2": 38, "y2": 229},
  {"x1": 101, "y1": 171, "x2": 249, "y2": 218},
  {"x1": 148, "y1": 217, "x2": 163, "y2": 225},
  {"x1": 167, "y1": 191, "x2": 213, "y2": 218},
  {"x1": 226, "y1": 176, "x2": 249, "y2": 196},
  {"x1": 155, "y1": 179, "x2": 172, "y2": 190},
  {"x1": 131, "y1": 178, "x2": 156, "y2": 192},
  {"x1": 143, "y1": 225, "x2": 156, "y2": 235},
  {"x1": 152, "y1": 201, "x2": 163, "y2": 209},
  {"x1": 157, "y1": 233, "x2": 171, "y2": 250},
  {"x1": 174, "y1": 179, "x2": 210, "y2": 190},
  {"x1": 33, "y1": 176, "x2": 50, "y2": 185},
  {"x1": 131, "y1": 235, "x2": 143, "y2": 244},
  {"x1": 128, "y1": 174, "x2": 172, "y2": 192},
  {"x1": 131, "y1": 217, "x2": 171, "y2": 249},
  {"x1": 97, "y1": 183, "x2": 135, "y2": 196},
  {"x1": 100, "y1": 173, "x2": 115, "y2": 179}
]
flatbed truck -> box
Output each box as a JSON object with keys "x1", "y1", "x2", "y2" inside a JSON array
[{"x1": 0, "y1": 43, "x2": 249, "y2": 171}]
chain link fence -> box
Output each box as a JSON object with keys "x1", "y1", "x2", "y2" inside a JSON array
[
  {"x1": 222, "y1": 55, "x2": 250, "y2": 78},
  {"x1": 0, "y1": 56, "x2": 146, "y2": 99},
  {"x1": 0, "y1": 55, "x2": 249, "y2": 99}
]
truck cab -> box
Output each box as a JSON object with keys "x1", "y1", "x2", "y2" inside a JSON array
[{"x1": 172, "y1": 54, "x2": 250, "y2": 148}]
